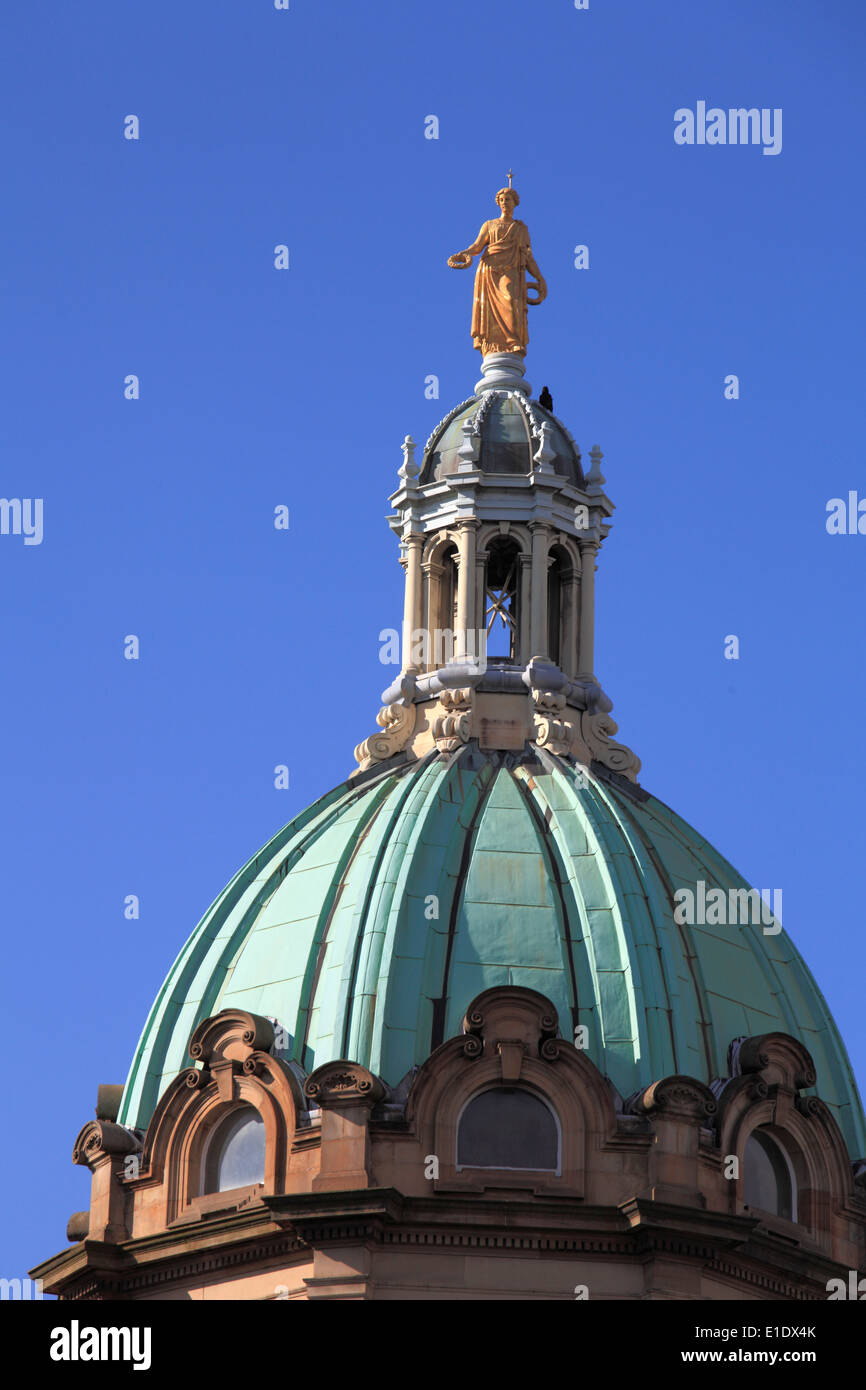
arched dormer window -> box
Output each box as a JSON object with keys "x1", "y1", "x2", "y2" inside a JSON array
[
  {"x1": 456, "y1": 1087, "x2": 560, "y2": 1173},
  {"x1": 203, "y1": 1106, "x2": 266, "y2": 1194},
  {"x1": 743, "y1": 1129, "x2": 796, "y2": 1222}
]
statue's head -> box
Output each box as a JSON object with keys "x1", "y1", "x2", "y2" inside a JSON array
[{"x1": 496, "y1": 187, "x2": 519, "y2": 211}]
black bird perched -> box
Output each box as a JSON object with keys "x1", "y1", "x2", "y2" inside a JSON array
[{"x1": 539, "y1": 385, "x2": 553, "y2": 412}]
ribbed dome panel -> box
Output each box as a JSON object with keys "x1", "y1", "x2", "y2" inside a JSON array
[{"x1": 118, "y1": 747, "x2": 866, "y2": 1159}]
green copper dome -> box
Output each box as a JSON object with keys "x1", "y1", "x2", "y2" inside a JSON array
[{"x1": 118, "y1": 745, "x2": 866, "y2": 1158}]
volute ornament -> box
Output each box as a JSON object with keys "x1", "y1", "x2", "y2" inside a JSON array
[
  {"x1": 354, "y1": 701, "x2": 415, "y2": 770},
  {"x1": 579, "y1": 711, "x2": 641, "y2": 781}
]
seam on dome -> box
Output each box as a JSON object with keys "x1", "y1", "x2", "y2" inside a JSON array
[
  {"x1": 588, "y1": 775, "x2": 713, "y2": 1080},
  {"x1": 294, "y1": 781, "x2": 405, "y2": 1067},
  {"x1": 371, "y1": 746, "x2": 497, "y2": 1067},
  {"x1": 431, "y1": 755, "x2": 499, "y2": 1051},
  {"x1": 576, "y1": 775, "x2": 682, "y2": 1069},
  {"x1": 534, "y1": 758, "x2": 652, "y2": 1069},
  {"x1": 338, "y1": 752, "x2": 443, "y2": 1060},
  {"x1": 364, "y1": 753, "x2": 480, "y2": 1072},
  {"x1": 524, "y1": 758, "x2": 673, "y2": 1076},
  {"x1": 509, "y1": 766, "x2": 585, "y2": 1039},
  {"x1": 341, "y1": 754, "x2": 449, "y2": 1065}
]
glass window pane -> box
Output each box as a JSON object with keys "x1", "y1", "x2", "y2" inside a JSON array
[
  {"x1": 743, "y1": 1131, "x2": 792, "y2": 1220},
  {"x1": 457, "y1": 1088, "x2": 558, "y2": 1171},
  {"x1": 213, "y1": 1109, "x2": 266, "y2": 1192}
]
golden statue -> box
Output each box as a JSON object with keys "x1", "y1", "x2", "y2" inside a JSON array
[{"x1": 447, "y1": 177, "x2": 547, "y2": 356}]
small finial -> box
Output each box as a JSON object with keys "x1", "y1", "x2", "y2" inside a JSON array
[
  {"x1": 457, "y1": 416, "x2": 479, "y2": 468},
  {"x1": 507, "y1": 167, "x2": 513, "y2": 188},
  {"x1": 587, "y1": 444, "x2": 605, "y2": 485},
  {"x1": 399, "y1": 435, "x2": 418, "y2": 482},
  {"x1": 533, "y1": 420, "x2": 556, "y2": 471}
]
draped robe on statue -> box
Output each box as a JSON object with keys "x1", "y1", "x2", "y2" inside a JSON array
[{"x1": 471, "y1": 218, "x2": 534, "y2": 355}]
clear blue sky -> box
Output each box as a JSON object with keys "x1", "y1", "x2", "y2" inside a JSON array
[{"x1": 3, "y1": 0, "x2": 864, "y2": 1283}]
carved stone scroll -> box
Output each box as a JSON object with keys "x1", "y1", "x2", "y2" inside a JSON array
[{"x1": 354, "y1": 701, "x2": 416, "y2": 770}]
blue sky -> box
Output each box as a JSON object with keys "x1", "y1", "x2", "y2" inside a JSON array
[{"x1": 2, "y1": 0, "x2": 865, "y2": 1283}]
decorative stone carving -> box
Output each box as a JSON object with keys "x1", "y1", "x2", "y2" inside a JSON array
[
  {"x1": 531, "y1": 688, "x2": 592, "y2": 762},
  {"x1": 432, "y1": 687, "x2": 473, "y2": 753},
  {"x1": 631, "y1": 1076, "x2": 717, "y2": 1123},
  {"x1": 304, "y1": 1061, "x2": 385, "y2": 1108},
  {"x1": 188, "y1": 1009, "x2": 275, "y2": 1066},
  {"x1": 463, "y1": 987, "x2": 559, "y2": 1056},
  {"x1": 728, "y1": 1033, "x2": 817, "y2": 1091},
  {"x1": 72, "y1": 1121, "x2": 142, "y2": 1170},
  {"x1": 580, "y1": 710, "x2": 641, "y2": 781},
  {"x1": 795, "y1": 1094, "x2": 823, "y2": 1120},
  {"x1": 472, "y1": 387, "x2": 497, "y2": 433},
  {"x1": 354, "y1": 701, "x2": 415, "y2": 770}
]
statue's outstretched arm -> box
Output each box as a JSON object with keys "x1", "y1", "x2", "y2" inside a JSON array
[
  {"x1": 525, "y1": 246, "x2": 547, "y2": 304},
  {"x1": 448, "y1": 224, "x2": 489, "y2": 269}
]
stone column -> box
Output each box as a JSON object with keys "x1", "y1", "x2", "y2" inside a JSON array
[
  {"x1": 422, "y1": 557, "x2": 443, "y2": 672},
  {"x1": 560, "y1": 564, "x2": 578, "y2": 678},
  {"x1": 401, "y1": 533, "x2": 424, "y2": 672},
  {"x1": 517, "y1": 551, "x2": 532, "y2": 666},
  {"x1": 577, "y1": 540, "x2": 598, "y2": 677},
  {"x1": 474, "y1": 547, "x2": 487, "y2": 635},
  {"x1": 454, "y1": 520, "x2": 477, "y2": 661},
  {"x1": 529, "y1": 522, "x2": 551, "y2": 657}
]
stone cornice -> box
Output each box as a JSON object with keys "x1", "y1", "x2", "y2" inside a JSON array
[{"x1": 35, "y1": 1186, "x2": 851, "y2": 1301}]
